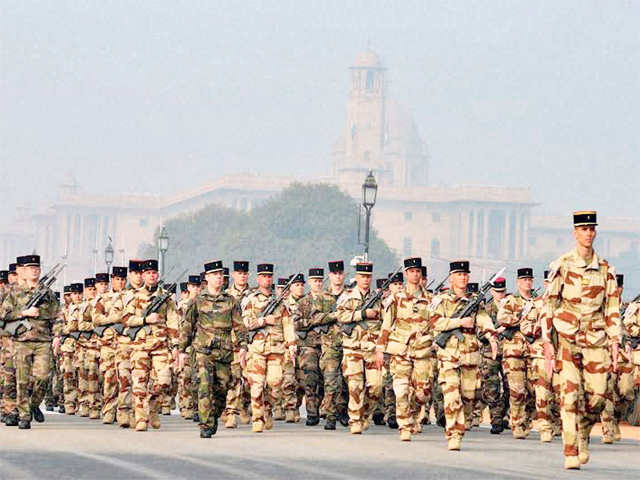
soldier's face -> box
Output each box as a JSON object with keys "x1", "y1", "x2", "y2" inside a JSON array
[
  {"x1": 112, "y1": 277, "x2": 126, "y2": 291},
  {"x1": 64, "y1": 293, "x2": 71, "y2": 305},
  {"x1": 573, "y1": 226, "x2": 596, "y2": 249},
  {"x1": 71, "y1": 292, "x2": 82, "y2": 303},
  {"x1": 206, "y1": 271, "x2": 224, "y2": 290},
  {"x1": 389, "y1": 282, "x2": 402, "y2": 293},
  {"x1": 355, "y1": 273, "x2": 372, "y2": 291},
  {"x1": 180, "y1": 291, "x2": 189, "y2": 300},
  {"x1": 491, "y1": 289, "x2": 506, "y2": 300},
  {"x1": 257, "y1": 273, "x2": 273, "y2": 290},
  {"x1": 143, "y1": 270, "x2": 159, "y2": 286},
  {"x1": 291, "y1": 282, "x2": 305, "y2": 297},
  {"x1": 517, "y1": 277, "x2": 533, "y2": 293},
  {"x1": 8, "y1": 273, "x2": 17, "y2": 284},
  {"x1": 84, "y1": 286, "x2": 96, "y2": 299},
  {"x1": 96, "y1": 282, "x2": 109, "y2": 294},
  {"x1": 275, "y1": 286, "x2": 284, "y2": 296},
  {"x1": 309, "y1": 278, "x2": 323, "y2": 293},
  {"x1": 232, "y1": 271, "x2": 249, "y2": 287},
  {"x1": 187, "y1": 284, "x2": 200, "y2": 297},
  {"x1": 129, "y1": 271, "x2": 143, "y2": 287},
  {"x1": 25, "y1": 265, "x2": 40, "y2": 282},
  {"x1": 405, "y1": 267, "x2": 421, "y2": 285},
  {"x1": 450, "y1": 272, "x2": 469, "y2": 292},
  {"x1": 329, "y1": 271, "x2": 345, "y2": 286}
]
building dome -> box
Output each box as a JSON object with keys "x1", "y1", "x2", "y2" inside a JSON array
[{"x1": 352, "y1": 49, "x2": 383, "y2": 69}]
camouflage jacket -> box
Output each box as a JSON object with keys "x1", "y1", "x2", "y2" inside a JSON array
[
  {"x1": 377, "y1": 285, "x2": 433, "y2": 359},
  {"x1": 429, "y1": 291, "x2": 495, "y2": 367},
  {"x1": 122, "y1": 285, "x2": 180, "y2": 351},
  {"x1": 92, "y1": 290, "x2": 125, "y2": 343},
  {"x1": 180, "y1": 290, "x2": 246, "y2": 358},
  {"x1": 520, "y1": 296, "x2": 545, "y2": 358},
  {"x1": 623, "y1": 301, "x2": 640, "y2": 365},
  {"x1": 481, "y1": 297, "x2": 503, "y2": 357},
  {"x1": 0, "y1": 283, "x2": 59, "y2": 342},
  {"x1": 336, "y1": 287, "x2": 381, "y2": 352},
  {"x1": 543, "y1": 248, "x2": 621, "y2": 348},
  {"x1": 0, "y1": 287, "x2": 9, "y2": 337},
  {"x1": 225, "y1": 284, "x2": 251, "y2": 351},
  {"x1": 498, "y1": 292, "x2": 542, "y2": 358},
  {"x1": 242, "y1": 289, "x2": 296, "y2": 355},
  {"x1": 291, "y1": 291, "x2": 338, "y2": 348}
]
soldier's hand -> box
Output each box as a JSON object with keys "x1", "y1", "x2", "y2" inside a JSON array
[
  {"x1": 543, "y1": 342, "x2": 555, "y2": 379},
  {"x1": 489, "y1": 337, "x2": 498, "y2": 360},
  {"x1": 626, "y1": 342, "x2": 632, "y2": 356},
  {"x1": 460, "y1": 316, "x2": 474, "y2": 329},
  {"x1": 263, "y1": 314, "x2": 277, "y2": 326},
  {"x1": 375, "y1": 350, "x2": 384, "y2": 370},
  {"x1": 21, "y1": 306, "x2": 39, "y2": 318},
  {"x1": 177, "y1": 353, "x2": 188, "y2": 370},
  {"x1": 289, "y1": 345, "x2": 297, "y2": 366},
  {"x1": 147, "y1": 312, "x2": 160, "y2": 324},
  {"x1": 52, "y1": 336, "x2": 60, "y2": 356},
  {"x1": 239, "y1": 349, "x2": 247, "y2": 369},
  {"x1": 365, "y1": 309, "x2": 379, "y2": 319},
  {"x1": 611, "y1": 342, "x2": 619, "y2": 373},
  {"x1": 95, "y1": 301, "x2": 105, "y2": 315}
]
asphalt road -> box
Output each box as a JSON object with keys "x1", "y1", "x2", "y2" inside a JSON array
[{"x1": 1, "y1": 412, "x2": 638, "y2": 479}]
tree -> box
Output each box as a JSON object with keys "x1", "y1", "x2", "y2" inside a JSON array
[{"x1": 140, "y1": 183, "x2": 398, "y2": 281}]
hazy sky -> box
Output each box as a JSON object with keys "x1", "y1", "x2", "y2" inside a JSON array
[{"x1": 1, "y1": 0, "x2": 638, "y2": 221}]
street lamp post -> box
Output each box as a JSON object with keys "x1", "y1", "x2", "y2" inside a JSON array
[
  {"x1": 361, "y1": 170, "x2": 378, "y2": 262},
  {"x1": 104, "y1": 237, "x2": 114, "y2": 274},
  {"x1": 157, "y1": 226, "x2": 169, "y2": 278}
]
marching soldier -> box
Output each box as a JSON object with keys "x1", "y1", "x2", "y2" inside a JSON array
[
  {"x1": 242, "y1": 263, "x2": 297, "y2": 433},
  {"x1": 542, "y1": 211, "x2": 621, "y2": 469},
  {"x1": 76, "y1": 277, "x2": 100, "y2": 418},
  {"x1": 223, "y1": 261, "x2": 252, "y2": 428},
  {"x1": 336, "y1": 262, "x2": 383, "y2": 434},
  {"x1": 0, "y1": 254, "x2": 59, "y2": 429},
  {"x1": 430, "y1": 260, "x2": 497, "y2": 450},
  {"x1": 284, "y1": 274, "x2": 306, "y2": 422},
  {"x1": 93, "y1": 268, "x2": 128, "y2": 424},
  {"x1": 497, "y1": 268, "x2": 539, "y2": 439},
  {"x1": 175, "y1": 275, "x2": 200, "y2": 420},
  {"x1": 376, "y1": 257, "x2": 435, "y2": 441},
  {"x1": 179, "y1": 260, "x2": 247, "y2": 438},
  {"x1": 55, "y1": 283, "x2": 83, "y2": 415},
  {"x1": 0, "y1": 269, "x2": 14, "y2": 424},
  {"x1": 122, "y1": 259, "x2": 179, "y2": 431}
]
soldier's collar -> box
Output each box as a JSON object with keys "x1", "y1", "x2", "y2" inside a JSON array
[{"x1": 571, "y1": 248, "x2": 601, "y2": 270}]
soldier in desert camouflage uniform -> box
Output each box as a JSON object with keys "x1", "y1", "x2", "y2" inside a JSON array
[
  {"x1": 180, "y1": 260, "x2": 247, "y2": 438},
  {"x1": 75, "y1": 277, "x2": 100, "y2": 418},
  {"x1": 0, "y1": 267, "x2": 17, "y2": 425},
  {"x1": 243, "y1": 263, "x2": 297, "y2": 433},
  {"x1": 283, "y1": 274, "x2": 306, "y2": 423},
  {"x1": 175, "y1": 275, "x2": 201, "y2": 420},
  {"x1": 430, "y1": 260, "x2": 498, "y2": 450},
  {"x1": 622, "y1": 291, "x2": 640, "y2": 413},
  {"x1": 542, "y1": 211, "x2": 621, "y2": 469}
]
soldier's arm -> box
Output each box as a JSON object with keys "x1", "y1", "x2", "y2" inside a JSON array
[
  {"x1": 242, "y1": 296, "x2": 264, "y2": 330},
  {"x1": 122, "y1": 293, "x2": 143, "y2": 327},
  {"x1": 107, "y1": 294, "x2": 124, "y2": 325},
  {"x1": 231, "y1": 300, "x2": 248, "y2": 350},
  {"x1": 336, "y1": 296, "x2": 363, "y2": 324},
  {"x1": 429, "y1": 298, "x2": 463, "y2": 333},
  {"x1": 624, "y1": 304, "x2": 640, "y2": 337},
  {"x1": 179, "y1": 300, "x2": 197, "y2": 352},
  {"x1": 376, "y1": 295, "x2": 396, "y2": 351},
  {"x1": 542, "y1": 262, "x2": 563, "y2": 343},
  {"x1": 281, "y1": 307, "x2": 296, "y2": 348},
  {"x1": 603, "y1": 266, "x2": 622, "y2": 344},
  {"x1": 91, "y1": 297, "x2": 109, "y2": 326},
  {"x1": 475, "y1": 309, "x2": 497, "y2": 339},
  {"x1": 0, "y1": 291, "x2": 20, "y2": 321},
  {"x1": 165, "y1": 300, "x2": 180, "y2": 349},
  {"x1": 496, "y1": 296, "x2": 518, "y2": 327}
]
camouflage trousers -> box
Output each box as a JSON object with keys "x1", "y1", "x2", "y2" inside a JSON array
[
  {"x1": 282, "y1": 353, "x2": 303, "y2": 413},
  {"x1": 130, "y1": 347, "x2": 172, "y2": 427},
  {"x1": 297, "y1": 345, "x2": 322, "y2": 418},
  {"x1": 481, "y1": 354, "x2": 509, "y2": 426},
  {"x1": 116, "y1": 338, "x2": 134, "y2": 426},
  {"x1": 246, "y1": 351, "x2": 284, "y2": 426},
  {"x1": 13, "y1": 341, "x2": 51, "y2": 421},
  {"x1": 528, "y1": 357, "x2": 560, "y2": 436},
  {"x1": 600, "y1": 353, "x2": 635, "y2": 439},
  {"x1": 99, "y1": 343, "x2": 118, "y2": 422},
  {"x1": 556, "y1": 337, "x2": 610, "y2": 459},
  {"x1": 437, "y1": 357, "x2": 480, "y2": 440},
  {"x1": 163, "y1": 368, "x2": 177, "y2": 413},
  {"x1": 195, "y1": 351, "x2": 231, "y2": 429},
  {"x1": 502, "y1": 356, "x2": 531, "y2": 435},
  {"x1": 342, "y1": 348, "x2": 383, "y2": 427},
  {"x1": 75, "y1": 343, "x2": 100, "y2": 416},
  {"x1": 319, "y1": 344, "x2": 345, "y2": 421},
  {"x1": 431, "y1": 364, "x2": 444, "y2": 422},
  {"x1": 61, "y1": 349, "x2": 78, "y2": 412},
  {"x1": 375, "y1": 353, "x2": 396, "y2": 421},
  {"x1": 45, "y1": 352, "x2": 63, "y2": 409},
  {"x1": 177, "y1": 351, "x2": 195, "y2": 418},
  {"x1": 224, "y1": 349, "x2": 251, "y2": 417},
  {"x1": 1, "y1": 337, "x2": 17, "y2": 415},
  {"x1": 390, "y1": 354, "x2": 436, "y2": 434}
]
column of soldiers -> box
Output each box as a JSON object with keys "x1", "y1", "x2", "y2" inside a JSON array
[{"x1": 1, "y1": 210, "x2": 640, "y2": 470}]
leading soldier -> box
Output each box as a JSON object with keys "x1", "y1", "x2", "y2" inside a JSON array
[{"x1": 542, "y1": 211, "x2": 621, "y2": 469}]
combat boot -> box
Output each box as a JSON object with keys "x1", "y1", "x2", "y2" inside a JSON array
[
  {"x1": 264, "y1": 414, "x2": 273, "y2": 430},
  {"x1": 45, "y1": 405, "x2": 54, "y2": 412},
  {"x1": 225, "y1": 415, "x2": 237, "y2": 428},
  {"x1": 490, "y1": 423, "x2": 503, "y2": 434},
  {"x1": 58, "y1": 405, "x2": 65, "y2": 414},
  {"x1": 78, "y1": 405, "x2": 89, "y2": 417},
  {"x1": 5, "y1": 413, "x2": 19, "y2": 426},
  {"x1": 200, "y1": 427, "x2": 213, "y2": 438},
  {"x1": 338, "y1": 412, "x2": 349, "y2": 427},
  {"x1": 193, "y1": 412, "x2": 200, "y2": 423},
  {"x1": 18, "y1": 420, "x2": 31, "y2": 430},
  {"x1": 162, "y1": 406, "x2": 171, "y2": 416},
  {"x1": 400, "y1": 429, "x2": 412, "y2": 442},
  {"x1": 273, "y1": 406, "x2": 285, "y2": 421},
  {"x1": 613, "y1": 423, "x2": 622, "y2": 442},
  {"x1": 601, "y1": 432, "x2": 613, "y2": 444},
  {"x1": 252, "y1": 420, "x2": 264, "y2": 433},
  {"x1": 540, "y1": 431, "x2": 553, "y2": 443},
  {"x1": 89, "y1": 410, "x2": 100, "y2": 420},
  {"x1": 294, "y1": 410, "x2": 300, "y2": 423},
  {"x1": 387, "y1": 416, "x2": 398, "y2": 429},
  {"x1": 150, "y1": 413, "x2": 161, "y2": 429},
  {"x1": 447, "y1": 437, "x2": 461, "y2": 451},
  {"x1": 372, "y1": 411, "x2": 385, "y2": 426},
  {"x1": 513, "y1": 428, "x2": 527, "y2": 439},
  {"x1": 239, "y1": 410, "x2": 251, "y2": 425},
  {"x1": 306, "y1": 416, "x2": 319, "y2": 426},
  {"x1": 564, "y1": 456, "x2": 581, "y2": 470},
  {"x1": 0, "y1": 413, "x2": 6, "y2": 423},
  {"x1": 350, "y1": 422, "x2": 362, "y2": 434},
  {"x1": 578, "y1": 436, "x2": 590, "y2": 465},
  {"x1": 135, "y1": 421, "x2": 147, "y2": 432},
  {"x1": 285, "y1": 410, "x2": 296, "y2": 423},
  {"x1": 362, "y1": 419, "x2": 371, "y2": 431},
  {"x1": 31, "y1": 407, "x2": 45, "y2": 423},
  {"x1": 437, "y1": 416, "x2": 446, "y2": 428},
  {"x1": 102, "y1": 412, "x2": 115, "y2": 424},
  {"x1": 324, "y1": 419, "x2": 336, "y2": 430}
]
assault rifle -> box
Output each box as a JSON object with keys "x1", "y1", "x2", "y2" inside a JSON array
[
  {"x1": 127, "y1": 269, "x2": 187, "y2": 341},
  {"x1": 340, "y1": 265, "x2": 403, "y2": 336},
  {"x1": 248, "y1": 274, "x2": 301, "y2": 343},
  {"x1": 501, "y1": 288, "x2": 541, "y2": 341},
  {"x1": 4, "y1": 263, "x2": 65, "y2": 337},
  {"x1": 434, "y1": 268, "x2": 505, "y2": 349},
  {"x1": 431, "y1": 273, "x2": 451, "y2": 294},
  {"x1": 621, "y1": 293, "x2": 640, "y2": 318}
]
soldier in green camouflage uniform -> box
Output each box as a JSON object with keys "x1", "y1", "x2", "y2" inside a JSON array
[
  {"x1": 1, "y1": 263, "x2": 19, "y2": 426},
  {"x1": 0, "y1": 254, "x2": 59, "y2": 429},
  {"x1": 175, "y1": 276, "x2": 200, "y2": 420},
  {"x1": 180, "y1": 260, "x2": 247, "y2": 438},
  {"x1": 0, "y1": 269, "x2": 13, "y2": 423},
  {"x1": 284, "y1": 274, "x2": 305, "y2": 423}
]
